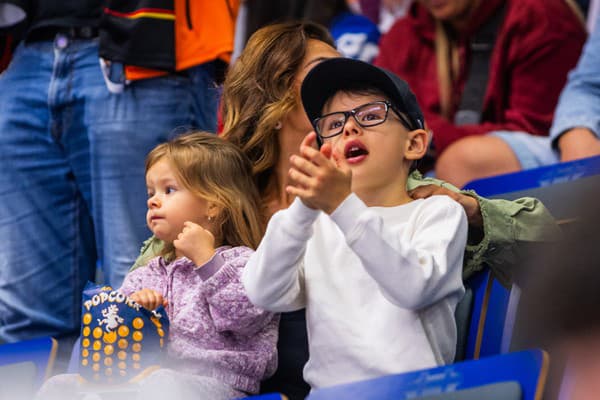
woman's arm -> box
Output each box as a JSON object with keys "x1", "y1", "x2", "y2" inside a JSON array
[{"x1": 407, "y1": 171, "x2": 562, "y2": 286}]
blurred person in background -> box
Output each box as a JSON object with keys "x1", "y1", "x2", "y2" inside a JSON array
[
  {"x1": 549, "y1": 12, "x2": 600, "y2": 162},
  {"x1": 0, "y1": 0, "x2": 238, "y2": 363},
  {"x1": 375, "y1": 0, "x2": 586, "y2": 187},
  {"x1": 236, "y1": 0, "x2": 381, "y2": 62},
  {"x1": 512, "y1": 191, "x2": 600, "y2": 400}
]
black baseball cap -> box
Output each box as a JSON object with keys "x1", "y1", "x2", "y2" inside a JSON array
[{"x1": 301, "y1": 57, "x2": 424, "y2": 131}]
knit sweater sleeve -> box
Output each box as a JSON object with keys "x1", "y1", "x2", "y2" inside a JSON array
[
  {"x1": 242, "y1": 198, "x2": 320, "y2": 312},
  {"x1": 203, "y1": 249, "x2": 278, "y2": 336},
  {"x1": 331, "y1": 194, "x2": 467, "y2": 310},
  {"x1": 119, "y1": 257, "x2": 162, "y2": 296}
]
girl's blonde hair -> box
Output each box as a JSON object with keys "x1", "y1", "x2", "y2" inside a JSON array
[
  {"x1": 145, "y1": 132, "x2": 265, "y2": 259},
  {"x1": 221, "y1": 21, "x2": 335, "y2": 205}
]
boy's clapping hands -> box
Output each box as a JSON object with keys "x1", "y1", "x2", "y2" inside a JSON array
[{"x1": 286, "y1": 132, "x2": 352, "y2": 214}]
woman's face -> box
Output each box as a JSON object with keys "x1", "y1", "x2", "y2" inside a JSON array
[
  {"x1": 284, "y1": 39, "x2": 341, "y2": 134},
  {"x1": 418, "y1": 0, "x2": 478, "y2": 22}
]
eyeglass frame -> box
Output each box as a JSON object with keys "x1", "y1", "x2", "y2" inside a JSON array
[{"x1": 312, "y1": 100, "x2": 418, "y2": 141}]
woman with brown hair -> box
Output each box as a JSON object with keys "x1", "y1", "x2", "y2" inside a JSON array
[
  {"x1": 221, "y1": 22, "x2": 341, "y2": 219},
  {"x1": 133, "y1": 21, "x2": 561, "y2": 399}
]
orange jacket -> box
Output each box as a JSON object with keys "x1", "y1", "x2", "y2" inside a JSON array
[{"x1": 100, "y1": 0, "x2": 239, "y2": 80}]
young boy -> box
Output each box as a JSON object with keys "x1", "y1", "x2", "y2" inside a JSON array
[{"x1": 242, "y1": 58, "x2": 468, "y2": 390}]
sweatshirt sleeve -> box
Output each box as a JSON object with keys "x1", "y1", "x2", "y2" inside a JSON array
[
  {"x1": 242, "y1": 198, "x2": 320, "y2": 313},
  {"x1": 331, "y1": 194, "x2": 467, "y2": 310},
  {"x1": 203, "y1": 250, "x2": 277, "y2": 335}
]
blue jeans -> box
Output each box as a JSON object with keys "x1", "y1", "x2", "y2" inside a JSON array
[{"x1": 0, "y1": 37, "x2": 218, "y2": 342}]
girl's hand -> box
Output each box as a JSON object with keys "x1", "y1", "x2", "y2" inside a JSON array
[
  {"x1": 286, "y1": 132, "x2": 352, "y2": 214},
  {"x1": 173, "y1": 221, "x2": 216, "y2": 266},
  {"x1": 130, "y1": 288, "x2": 167, "y2": 310}
]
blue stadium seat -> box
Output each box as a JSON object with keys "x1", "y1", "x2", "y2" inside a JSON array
[
  {"x1": 0, "y1": 361, "x2": 37, "y2": 399},
  {"x1": 0, "y1": 336, "x2": 58, "y2": 393},
  {"x1": 242, "y1": 394, "x2": 288, "y2": 400},
  {"x1": 67, "y1": 336, "x2": 81, "y2": 373},
  {"x1": 463, "y1": 155, "x2": 600, "y2": 225},
  {"x1": 463, "y1": 269, "x2": 513, "y2": 360},
  {"x1": 306, "y1": 349, "x2": 549, "y2": 400},
  {"x1": 462, "y1": 155, "x2": 600, "y2": 199}
]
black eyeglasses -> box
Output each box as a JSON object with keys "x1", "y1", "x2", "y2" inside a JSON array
[{"x1": 313, "y1": 101, "x2": 415, "y2": 140}]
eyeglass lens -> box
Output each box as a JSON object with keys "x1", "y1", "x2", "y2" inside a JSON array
[{"x1": 317, "y1": 102, "x2": 389, "y2": 138}]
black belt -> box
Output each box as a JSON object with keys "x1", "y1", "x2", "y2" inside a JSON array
[{"x1": 26, "y1": 26, "x2": 99, "y2": 43}]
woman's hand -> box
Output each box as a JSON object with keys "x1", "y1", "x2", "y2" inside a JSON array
[
  {"x1": 130, "y1": 288, "x2": 167, "y2": 310},
  {"x1": 409, "y1": 184, "x2": 483, "y2": 228}
]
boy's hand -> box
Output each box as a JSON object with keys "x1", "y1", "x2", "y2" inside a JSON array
[
  {"x1": 173, "y1": 221, "x2": 216, "y2": 266},
  {"x1": 130, "y1": 288, "x2": 167, "y2": 310},
  {"x1": 286, "y1": 132, "x2": 352, "y2": 214}
]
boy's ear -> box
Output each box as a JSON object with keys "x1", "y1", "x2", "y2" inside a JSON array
[{"x1": 404, "y1": 129, "x2": 428, "y2": 161}]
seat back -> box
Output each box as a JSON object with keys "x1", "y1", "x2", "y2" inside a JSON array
[
  {"x1": 0, "y1": 336, "x2": 58, "y2": 390},
  {"x1": 463, "y1": 156, "x2": 600, "y2": 356},
  {"x1": 307, "y1": 349, "x2": 549, "y2": 400},
  {"x1": 453, "y1": 283, "x2": 473, "y2": 362},
  {"x1": 241, "y1": 394, "x2": 288, "y2": 400},
  {"x1": 463, "y1": 155, "x2": 600, "y2": 225},
  {"x1": 414, "y1": 381, "x2": 522, "y2": 400},
  {"x1": 67, "y1": 336, "x2": 81, "y2": 373},
  {"x1": 0, "y1": 361, "x2": 38, "y2": 400},
  {"x1": 463, "y1": 269, "x2": 512, "y2": 360}
]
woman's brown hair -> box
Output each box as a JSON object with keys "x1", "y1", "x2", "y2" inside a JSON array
[
  {"x1": 221, "y1": 21, "x2": 335, "y2": 205},
  {"x1": 145, "y1": 132, "x2": 265, "y2": 259}
]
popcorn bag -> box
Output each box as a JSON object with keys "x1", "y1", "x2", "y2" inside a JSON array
[{"x1": 79, "y1": 282, "x2": 169, "y2": 385}]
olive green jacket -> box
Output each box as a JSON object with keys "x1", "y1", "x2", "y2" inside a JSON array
[{"x1": 131, "y1": 171, "x2": 562, "y2": 286}]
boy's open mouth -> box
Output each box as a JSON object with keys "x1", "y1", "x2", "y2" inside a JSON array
[{"x1": 344, "y1": 140, "x2": 369, "y2": 162}]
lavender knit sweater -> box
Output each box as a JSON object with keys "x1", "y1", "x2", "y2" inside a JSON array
[{"x1": 119, "y1": 246, "x2": 279, "y2": 394}]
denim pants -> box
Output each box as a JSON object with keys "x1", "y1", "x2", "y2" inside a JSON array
[{"x1": 0, "y1": 36, "x2": 218, "y2": 342}]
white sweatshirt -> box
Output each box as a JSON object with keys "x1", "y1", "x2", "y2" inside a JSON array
[{"x1": 242, "y1": 194, "x2": 467, "y2": 389}]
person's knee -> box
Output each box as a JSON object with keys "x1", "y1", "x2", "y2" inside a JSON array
[
  {"x1": 436, "y1": 136, "x2": 521, "y2": 187},
  {"x1": 436, "y1": 137, "x2": 484, "y2": 178}
]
